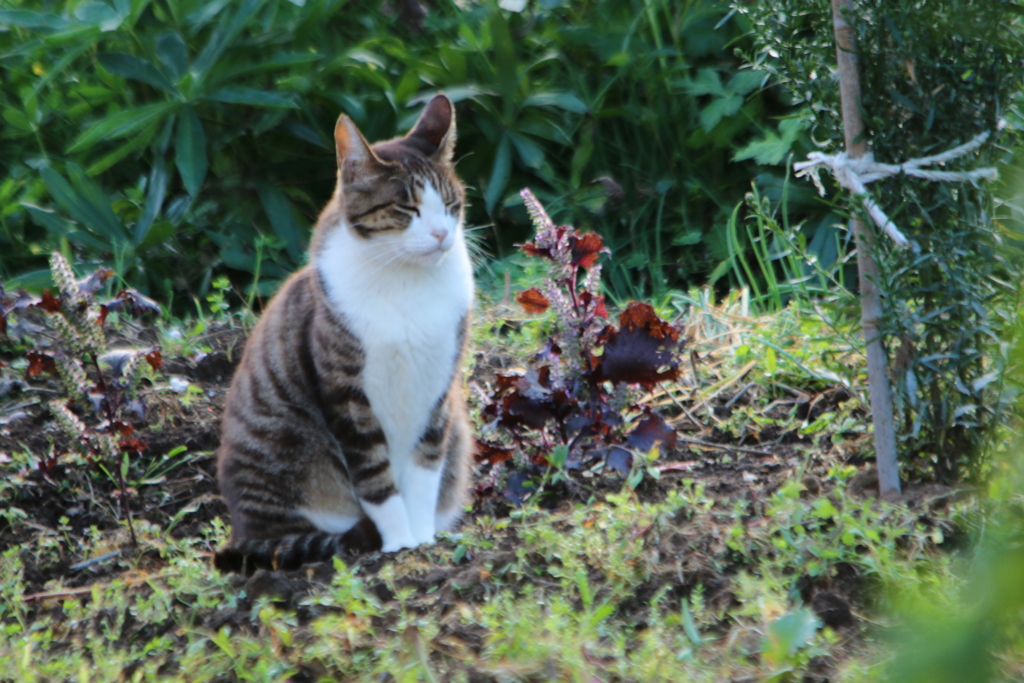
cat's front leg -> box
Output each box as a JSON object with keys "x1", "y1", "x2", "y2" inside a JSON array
[
  {"x1": 324, "y1": 387, "x2": 418, "y2": 552},
  {"x1": 346, "y1": 449, "x2": 417, "y2": 551},
  {"x1": 361, "y1": 493, "x2": 417, "y2": 552},
  {"x1": 397, "y1": 464, "x2": 442, "y2": 545}
]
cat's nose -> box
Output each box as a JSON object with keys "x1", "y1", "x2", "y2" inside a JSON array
[{"x1": 430, "y1": 228, "x2": 449, "y2": 244}]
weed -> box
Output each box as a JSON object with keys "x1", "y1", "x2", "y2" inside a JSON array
[{"x1": 1, "y1": 253, "x2": 162, "y2": 545}]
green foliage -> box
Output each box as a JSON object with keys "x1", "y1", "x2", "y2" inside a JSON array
[
  {"x1": 0, "y1": 471, "x2": 962, "y2": 681},
  {"x1": 0, "y1": 0, "x2": 787, "y2": 306},
  {"x1": 737, "y1": 0, "x2": 1024, "y2": 481},
  {"x1": 874, "y1": 294, "x2": 1024, "y2": 683}
]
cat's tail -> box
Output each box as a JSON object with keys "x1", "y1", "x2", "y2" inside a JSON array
[{"x1": 213, "y1": 517, "x2": 382, "y2": 574}]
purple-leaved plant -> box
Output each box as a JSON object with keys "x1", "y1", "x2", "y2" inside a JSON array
[{"x1": 479, "y1": 189, "x2": 686, "y2": 503}]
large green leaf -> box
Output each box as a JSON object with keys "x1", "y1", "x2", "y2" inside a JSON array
[
  {"x1": 21, "y1": 204, "x2": 72, "y2": 236},
  {"x1": 210, "y1": 52, "x2": 322, "y2": 83},
  {"x1": 508, "y1": 131, "x2": 545, "y2": 169},
  {"x1": 175, "y1": 107, "x2": 207, "y2": 197},
  {"x1": 66, "y1": 163, "x2": 126, "y2": 241},
  {"x1": 191, "y1": 0, "x2": 268, "y2": 83},
  {"x1": 74, "y1": 1, "x2": 125, "y2": 31},
  {"x1": 40, "y1": 164, "x2": 125, "y2": 246},
  {"x1": 733, "y1": 118, "x2": 805, "y2": 166},
  {"x1": 135, "y1": 155, "x2": 168, "y2": 245},
  {"x1": 258, "y1": 183, "x2": 305, "y2": 263},
  {"x1": 698, "y1": 94, "x2": 743, "y2": 132},
  {"x1": 68, "y1": 102, "x2": 179, "y2": 153},
  {"x1": 155, "y1": 31, "x2": 189, "y2": 82},
  {"x1": 0, "y1": 10, "x2": 75, "y2": 29},
  {"x1": 204, "y1": 87, "x2": 298, "y2": 109},
  {"x1": 484, "y1": 134, "x2": 512, "y2": 214},
  {"x1": 85, "y1": 122, "x2": 160, "y2": 176},
  {"x1": 97, "y1": 52, "x2": 179, "y2": 95},
  {"x1": 681, "y1": 69, "x2": 725, "y2": 97},
  {"x1": 522, "y1": 92, "x2": 589, "y2": 114}
]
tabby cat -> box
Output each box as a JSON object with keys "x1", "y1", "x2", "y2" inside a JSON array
[{"x1": 214, "y1": 94, "x2": 474, "y2": 573}]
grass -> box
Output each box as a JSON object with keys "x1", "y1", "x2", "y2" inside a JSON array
[
  {"x1": 0, "y1": 290, "x2": 1009, "y2": 683},
  {"x1": 0, "y1": 474, "x2": 967, "y2": 682}
]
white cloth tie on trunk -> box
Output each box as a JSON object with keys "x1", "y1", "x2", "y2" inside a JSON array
[{"x1": 793, "y1": 131, "x2": 998, "y2": 249}]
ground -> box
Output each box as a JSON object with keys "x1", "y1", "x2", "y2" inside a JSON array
[{"x1": 0, "y1": 295, "x2": 967, "y2": 682}]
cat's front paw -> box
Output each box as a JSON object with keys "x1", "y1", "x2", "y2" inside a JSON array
[
  {"x1": 411, "y1": 530, "x2": 436, "y2": 546},
  {"x1": 409, "y1": 519, "x2": 436, "y2": 546},
  {"x1": 380, "y1": 533, "x2": 418, "y2": 553}
]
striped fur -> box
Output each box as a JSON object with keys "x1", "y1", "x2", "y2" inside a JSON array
[{"x1": 215, "y1": 95, "x2": 474, "y2": 572}]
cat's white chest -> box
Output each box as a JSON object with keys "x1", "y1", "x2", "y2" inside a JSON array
[
  {"x1": 356, "y1": 281, "x2": 464, "y2": 458},
  {"x1": 317, "y1": 227, "x2": 473, "y2": 467}
]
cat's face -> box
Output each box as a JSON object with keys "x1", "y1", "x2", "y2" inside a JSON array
[{"x1": 330, "y1": 95, "x2": 465, "y2": 267}]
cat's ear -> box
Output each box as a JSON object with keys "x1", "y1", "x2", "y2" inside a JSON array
[
  {"x1": 406, "y1": 94, "x2": 456, "y2": 164},
  {"x1": 334, "y1": 115, "x2": 382, "y2": 178}
]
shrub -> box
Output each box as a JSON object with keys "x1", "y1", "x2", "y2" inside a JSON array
[{"x1": 737, "y1": 0, "x2": 1024, "y2": 481}]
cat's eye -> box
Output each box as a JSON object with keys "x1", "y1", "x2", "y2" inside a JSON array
[
  {"x1": 445, "y1": 201, "x2": 461, "y2": 214},
  {"x1": 395, "y1": 204, "x2": 420, "y2": 217}
]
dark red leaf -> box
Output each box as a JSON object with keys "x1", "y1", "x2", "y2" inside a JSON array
[
  {"x1": 605, "y1": 446, "x2": 633, "y2": 475},
  {"x1": 105, "y1": 350, "x2": 133, "y2": 377},
  {"x1": 486, "y1": 370, "x2": 560, "y2": 431},
  {"x1": 475, "y1": 439, "x2": 514, "y2": 464},
  {"x1": 119, "y1": 437, "x2": 147, "y2": 453},
  {"x1": 104, "y1": 289, "x2": 161, "y2": 317},
  {"x1": 145, "y1": 348, "x2": 163, "y2": 371},
  {"x1": 569, "y1": 232, "x2": 606, "y2": 269},
  {"x1": 38, "y1": 290, "x2": 62, "y2": 313},
  {"x1": 618, "y1": 301, "x2": 679, "y2": 340},
  {"x1": 87, "y1": 391, "x2": 107, "y2": 414},
  {"x1": 500, "y1": 391, "x2": 555, "y2": 430},
  {"x1": 77, "y1": 267, "x2": 114, "y2": 296},
  {"x1": 11, "y1": 289, "x2": 39, "y2": 312},
  {"x1": 492, "y1": 372, "x2": 522, "y2": 395},
  {"x1": 503, "y1": 470, "x2": 536, "y2": 505},
  {"x1": 595, "y1": 302, "x2": 683, "y2": 387},
  {"x1": 25, "y1": 352, "x2": 57, "y2": 378},
  {"x1": 11, "y1": 289, "x2": 63, "y2": 314},
  {"x1": 594, "y1": 296, "x2": 608, "y2": 319},
  {"x1": 127, "y1": 398, "x2": 148, "y2": 422},
  {"x1": 516, "y1": 287, "x2": 550, "y2": 315},
  {"x1": 625, "y1": 411, "x2": 677, "y2": 454},
  {"x1": 519, "y1": 241, "x2": 552, "y2": 260}
]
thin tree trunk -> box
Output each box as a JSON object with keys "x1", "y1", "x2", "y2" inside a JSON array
[{"x1": 830, "y1": 0, "x2": 902, "y2": 498}]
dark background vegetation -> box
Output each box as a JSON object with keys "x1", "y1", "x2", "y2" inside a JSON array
[{"x1": 0, "y1": 0, "x2": 818, "y2": 305}]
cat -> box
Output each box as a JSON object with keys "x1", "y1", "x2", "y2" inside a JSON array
[{"x1": 214, "y1": 94, "x2": 474, "y2": 573}]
